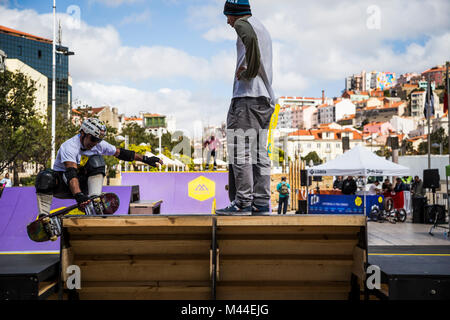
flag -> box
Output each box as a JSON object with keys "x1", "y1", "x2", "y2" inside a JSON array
[
  {"x1": 424, "y1": 81, "x2": 435, "y2": 120},
  {"x1": 445, "y1": 64, "x2": 449, "y2": 114},
  {"x1": 445, "y1": 89, "x2": 449, "y2": 114}
]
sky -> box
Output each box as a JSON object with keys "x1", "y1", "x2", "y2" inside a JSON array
[{"x1": 0, "y1": 0, "x2": 449, "y2": 135}]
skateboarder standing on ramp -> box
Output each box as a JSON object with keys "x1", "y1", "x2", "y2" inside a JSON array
[
  {"x1": 34, "y1": 118, "x2": 163, "y2": 218},
  {"x1": 216, "y1": 0, "x2": 275, "y2": 216}
]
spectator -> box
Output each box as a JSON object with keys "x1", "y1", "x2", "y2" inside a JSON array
[
  {"x1": 382, "y1": 178, "x2": 392, "y2": 193},
  {"x1": 0, "y1": 173, "x2": 12, "y2": 197},
  {"x1": 356, "y1": 176, "x2": 365, "y2": 190},
  {"x1": 368, "y1": 180, "x2": 381, "y2": 195},
  {"x1": 342, "y1": 176, "x2": 357, "y2": 195},
  {"x1": 0, "y1": 173, "x2": 12, "y2": 187},
  {"x1": 402, "y1": 176, "x2": 412, "y2": 191},
  {"x1": 411, "y1": 176, "x2": 425, "y2": 198},
  {"x1": 394, "y1": 177, "x2": 406, "y2": 192},
  {"x1": 276, "y1": 176, "x2": 290, "y2": 215},
  {"x1": 333, "y1": 176, "x2": 343, "y2": 191},
  {"x1": 204, "y1": 136, "x2": 220, "y2": 171}
]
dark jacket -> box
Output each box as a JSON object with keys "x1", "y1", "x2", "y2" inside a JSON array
[{"x1": 342, "y1": 178, "x2": 357, "y2": 195}]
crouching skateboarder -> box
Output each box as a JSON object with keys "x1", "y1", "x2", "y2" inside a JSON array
[{"x1": 35, "y1": 118, "x2": 163, "y2": 220}]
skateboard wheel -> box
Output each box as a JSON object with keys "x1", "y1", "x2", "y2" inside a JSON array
[
  {"x1": 42, "y1": 217, "x2": 50, "y2": 223},
  {"x1": 50, "y1": 235, "x2": 58, "y2": 241}
]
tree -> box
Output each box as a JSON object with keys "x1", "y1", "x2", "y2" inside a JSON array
[
  {"x1": 417, "y1": 127, "x2": 449, "y2": 155},
  {"x1": 0, "y1": 69, "x2": 40, "y2": 184},
  {"x1": 302, "y1": 151, "x2": 322, "y2": 165}
]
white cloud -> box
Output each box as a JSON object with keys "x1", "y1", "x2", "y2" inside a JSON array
[
  {"x1": 88, "y1": 0, "x2": 143, "y2": 8},
  {"x1": 192, "y1": 0, "x2": 450, "y2": 94},
  {"x1": 74, "y1": 81, "x2": 229, "y2": 133},
  {"x1": 120, "y1": 9, "x2": 151, "y2": 26}
]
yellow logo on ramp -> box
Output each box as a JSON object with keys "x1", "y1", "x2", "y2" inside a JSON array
[
  {"x1": 188, "y1": 176, "x2": 216, "y2": 202},
  {"x1": 355, "y1": 197, "x2": 362, "y2": 207}
]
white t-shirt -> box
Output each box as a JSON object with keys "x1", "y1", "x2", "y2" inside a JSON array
[
  {"x1": 368, "y1": 183, "x2": 380, "y2": 195},
  {"x1": 53, "y1": 134, "x2": 117, "y2": 172}
]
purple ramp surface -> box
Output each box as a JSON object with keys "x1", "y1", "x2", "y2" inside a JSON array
[
  {"x1": 121, "y1": 172, "x2": 229, "y2": 214},
  {"x1": 0, "y1": 186, "x2": 132, "y2": 253}
]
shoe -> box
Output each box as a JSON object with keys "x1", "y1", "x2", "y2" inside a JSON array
[
  {"x1": 216, "y1": 201, "x2": 252, "y2": 215},
  {"x1": 251, "y1": 204, "x2": 271, "y2": 216}
]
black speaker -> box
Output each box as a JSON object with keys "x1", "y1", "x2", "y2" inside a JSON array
[
  {"x1": 342, "y1": 137, "x2": 350, "y2": 151},
  {"x1": 424, "y1": 205, "x2": 446, "y2": 224},
  {"x1": 423, "y1": 169, "x2": 440, "y2": 189},
  {"x1": 313, "y1": 176, "x2": 322, "y2": 182},
  {"x1": 300, "y1": 170, "x2": 312, "y2": 186},
  {"x1": 412, "y1": 197, "x2": 427, "y2": 223}
]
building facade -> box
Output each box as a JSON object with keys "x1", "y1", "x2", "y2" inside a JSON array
[
  {"x1": 5, "y1": 58, "x2": 48, "y2": 118},
  {"x1": 0, "y1": 25, "x2": 73, "y2": 116}
]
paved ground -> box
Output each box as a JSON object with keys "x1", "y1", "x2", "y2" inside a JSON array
[
  {"x1": 281, "y1": 211, "x2": 450, "y2": 246},
  {"x1": 368, "y1": 217, "x2": 450, "y2": 246}
]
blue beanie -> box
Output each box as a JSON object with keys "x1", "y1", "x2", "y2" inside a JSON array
[{"x1": 223, "y1": 0, "x2": 251, "y2": 16}]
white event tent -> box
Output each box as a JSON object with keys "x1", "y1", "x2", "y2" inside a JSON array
[
  {"x1": 308, "y1": 145, "x2": 410, "y2": 177},
  {"x1": 307, "y1": 145, "x2": 411, "y2": 215}
]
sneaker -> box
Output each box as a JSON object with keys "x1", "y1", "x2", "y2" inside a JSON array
[
  {"x1": 251, "y1": 204, "x2": 271, "y2": 216},
  {"x1": 216, "y1": 201, "x2": 252, "y2": 215}
]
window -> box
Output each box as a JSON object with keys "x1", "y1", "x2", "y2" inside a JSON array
[
  {"x1": 18, "y1": 45, "x2": 22, "y2": 56},
  {"x1": 317, "y1": 143, "x2": 321, "y2": 148},
  {"x1": 38, "y1": 50, "x2": 42, "y2": 59}
]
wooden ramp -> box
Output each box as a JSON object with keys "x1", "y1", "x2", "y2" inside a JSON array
[{"x1": 61, "y1": 215, "x2": 367, "y2": 300}]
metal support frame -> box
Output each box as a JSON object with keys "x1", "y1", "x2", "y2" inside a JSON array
[{"x1": 211, "y1": 217, "x2": 217, "y2": 300}]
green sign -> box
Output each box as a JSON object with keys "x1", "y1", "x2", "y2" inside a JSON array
[{"x1": 447, "y1": 165, "x2": 450, "y2": 177}]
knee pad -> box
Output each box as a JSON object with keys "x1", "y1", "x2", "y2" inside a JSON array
[
  {"x1": 35, "y1": 169, "x2": 58, "y2": 194},
  {"x1": 84, "y1": 155, "x2": 106, "y2": 177}
]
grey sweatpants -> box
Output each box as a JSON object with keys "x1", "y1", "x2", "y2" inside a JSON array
[{"x1": 226, "y1": 97, "x2": 274, "y2": 207}]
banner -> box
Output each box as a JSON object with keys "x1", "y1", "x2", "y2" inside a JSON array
[{"x1": 308, "y1": 194, "x2": 384, "y2": 216}]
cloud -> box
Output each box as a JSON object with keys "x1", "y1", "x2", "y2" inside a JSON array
[
  {"x1": 88, "y1": 0, "x2": 143, "y2": 8},
  {"x1": 73, "y1": 81, "x2": 229, "y2": 134},
  {"x1": 120, "y1": 9, "x2": 151, "y2": 26},
  {"x1": 191, "y1": 0, "x2": 450, "y2": 95}
]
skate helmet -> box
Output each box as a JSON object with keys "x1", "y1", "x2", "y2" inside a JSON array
[{"x1": 80, "y1": 118, "x2": 107, "y2": 141}]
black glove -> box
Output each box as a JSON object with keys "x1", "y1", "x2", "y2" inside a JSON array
[
  {"x1": 74, "y1": 192, "x2": 90, "y2": 206},
  {"x1": 143, "y1": 156, "x2": 161, "y2": 167}
]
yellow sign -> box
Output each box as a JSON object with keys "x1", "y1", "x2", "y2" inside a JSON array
[
  {"x1": 267, "y1": 104, "x2": 281, "y2": 161},
  {"x1": 188, "y1": 176, "x2": 216, "y2": 202},
  {"x1": 378, "y1": 196, "x2": 383, "y2": 204},
  {"x1": 355, "y1": 197, "x2": 362, "y2": 207}
]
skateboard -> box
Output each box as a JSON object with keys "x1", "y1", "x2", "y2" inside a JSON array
[{"x1": 27, "y1": 192, "x2": 120, "y2": 242}]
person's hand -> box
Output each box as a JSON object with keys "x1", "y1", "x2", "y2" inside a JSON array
[
  {"x1": 74, "y1": 192, "x2": 91, "y2": 208},
  {"x1": 236, "y1": 66, "x2": 246, "y2": 80},
  {"x1": 143, "y1": 156, "x2": 163, "y2": 167}
]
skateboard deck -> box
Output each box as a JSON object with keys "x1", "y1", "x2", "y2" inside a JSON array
[{"x1": 27, "y1": 192, "x2": 120, "y2": 242}]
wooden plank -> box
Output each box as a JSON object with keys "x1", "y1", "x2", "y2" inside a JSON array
[
  {"x1": 74, "y1": 257, "x2": 210, "y2": 282},
  {"x1": 63, "y1": 216, "x2": 213, "y2": 228},
  {"x1": 218, "y1": 259, "x2": 353, "y2": 282},
  {"x1": 66, "y1": 226, "x2": 211, "y2": 235},
  {"x1": 352, "y1": 246, "x2": 367, "y2": 282},
  {"x1": 217, "y1": 281, "x2": 350, "y2": 300},
  {"x1": 61, "y1": 246, "x2": 74, "y2": 283},
  {"x1": 218, "y1": 239, "x2": 358, "y2": 256},
  {"x1": 71, "y1": 239, "x2": 211, "y2": 256},
  {"x1": 78, "y1": 284, "x2": 211, "y2": 300},
  {"x1": 216, "y1": 215, "x2": 366, "y2": 227},
  {"x1": 217, "y1": 226, "x2": 361, "y2": 235}
]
